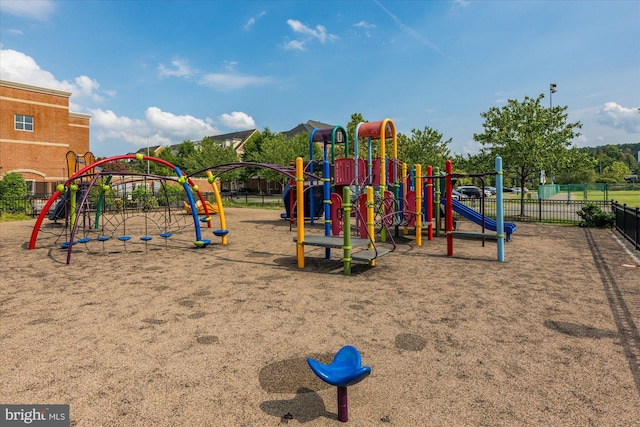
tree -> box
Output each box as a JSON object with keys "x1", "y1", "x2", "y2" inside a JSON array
[
  {"x1": 474, "y1": 94, "x2": 583, "y2": 216},
  {"x1": 346, "y1": 113, "x2": 367, "y2": 159},
  {"x1": 0, "y1": 172, "x2": 29, "y2": 214},
  {"x1": 397, "y1": 126, "x2": 451, "y2": 170},
  {"x1": 553, "y1": 147, "x2": 597, "y2": 184},
  {"x1": 240, "y1": 128, "x2": 321, "y2": 191},
  {"x1": 601, "y1": 161, "x2": 632, "y2": 183}
]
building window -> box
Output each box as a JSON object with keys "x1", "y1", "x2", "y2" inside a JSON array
[
  {"x1": 25, "y1": 180, "x2": 35, "y2": 195},
  {"x1": 15, "y1": 114, "x2": 34, "y2": 131}
]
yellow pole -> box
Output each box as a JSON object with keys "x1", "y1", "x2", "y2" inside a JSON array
[
  {"x1": 207, "y1": 171, "x2": 227, "y2": 245},
  {"x1": 296, "y1": 157, "x2": 305, "y2": 268},
  {"x1": 366, "y1": 186, "x2": 375, "y2": 267},
  {"x1": 416, "y1": 164, "x2": 422, "y2": 247}
]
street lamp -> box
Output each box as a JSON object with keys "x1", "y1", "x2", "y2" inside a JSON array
[{"x1": 549, "y1": 83, "x2": 557, "y2": 108}]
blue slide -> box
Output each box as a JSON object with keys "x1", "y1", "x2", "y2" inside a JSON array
[{"x1": 445, "y1": 199, "x2": 516, "y2": 241}]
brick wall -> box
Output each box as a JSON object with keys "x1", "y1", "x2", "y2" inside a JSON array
[{"x1": 0, "y1": 80, "x2": 91, "y2": 193}]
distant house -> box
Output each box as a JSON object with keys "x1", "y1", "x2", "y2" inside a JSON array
[
  {"x1": 281, "y1": 120, "x2": 334, "y2": 139},
  {"x1": 151, "y1": 129, "x2": 260, "y2": 160},
  {"x1": 0, "y1": 80, "x2": 91, "y2": 195},
  {"x1": 206, "y1": 129, "x2": 260, "y2": 158}
]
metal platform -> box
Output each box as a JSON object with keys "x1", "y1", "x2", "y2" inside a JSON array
[
  {"x1": 294, "y1": 235, "x2": 371, "y2": 249},
  {"x1": 294, "y1": 235, "x2": 391, "y2": 261}
]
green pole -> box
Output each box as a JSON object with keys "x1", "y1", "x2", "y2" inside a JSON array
[
  {"x1": 343, "y1": 186, "x2": 352, "y2": 276},
  {"x1": 94, "y1": 175, "x2": 112, "y2": 229}
]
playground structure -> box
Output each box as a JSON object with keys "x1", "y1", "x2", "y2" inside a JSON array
[
  {"x1": 291, "y1": 119, "x2": 514, "y2": 274},
  {"x1": 29, "y1": 152, "x2": 229, "y2": 264},
  {"x1": 29, "y1": 120, "x2": 515, "y2": 269}
]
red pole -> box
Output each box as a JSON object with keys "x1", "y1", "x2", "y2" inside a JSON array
[{"x1": 445, "y1": 160, "x2": 453, "y2": 256}]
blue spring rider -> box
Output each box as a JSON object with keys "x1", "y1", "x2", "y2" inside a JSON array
[{"x1": 307, "y1": 346, "x2": 371, "y2": 422}]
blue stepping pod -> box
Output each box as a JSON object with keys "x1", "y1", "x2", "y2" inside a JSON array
[
  {"x1": 307, "y1": 345, "x2": 371, "y2": 387},
  {"x1": 307, "y1": 345, "x2": 371, "y2": 422}
]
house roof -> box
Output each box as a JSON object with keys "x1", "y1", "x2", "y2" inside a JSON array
[{"x1": 282, "y1": 120, "x2": 334, "y2": 138}]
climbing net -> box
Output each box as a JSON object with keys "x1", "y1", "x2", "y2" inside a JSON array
[{"x1": 37, "y1": 172, "x2": 196, "y2": 262}]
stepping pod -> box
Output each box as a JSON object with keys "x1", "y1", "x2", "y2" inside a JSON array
[{"x1": 307, "y1": 346, "x2": 371, "y2": 422}]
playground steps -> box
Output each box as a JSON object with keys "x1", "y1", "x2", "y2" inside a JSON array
[{"x1": 294, "y1": 235, "x2": 390, "y2": 261}]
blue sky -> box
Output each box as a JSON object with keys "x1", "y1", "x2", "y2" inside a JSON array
[{"x1": 1, "y1": 0, "x2": 639, "y2": 158}]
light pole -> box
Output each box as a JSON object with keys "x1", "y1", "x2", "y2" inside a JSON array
[{"x1": 549, "y1": 83, "x2": 557, "y2": 108}]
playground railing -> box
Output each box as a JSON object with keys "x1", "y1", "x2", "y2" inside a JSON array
[{"x1": 612, "y1": 201, "x2": 639, "y2": 251}]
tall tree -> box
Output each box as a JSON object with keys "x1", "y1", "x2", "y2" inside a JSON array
[
  {"x1": 397, "y1": 126, "x2": 451, "y2": 170},
  {"x1": 346, "y1": 112, "x2": 367, "y2": 159},
  {"x1": 601, "y1": 161, "x2": 632, "y2": 183},
  {"x1": 474, "y1": 94, "x2": 583, "y2": 215}
]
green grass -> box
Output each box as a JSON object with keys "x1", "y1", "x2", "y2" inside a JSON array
[
  {"x1": 581, "y1": 190, "x2": 639, "y2": 207},
  {"x1": 0, "y1": 213, "x2": 32, "y2": 222}
]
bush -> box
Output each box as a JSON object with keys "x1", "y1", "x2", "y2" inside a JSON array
[
  {"x1": 577, "y1": 203, "x2": 615, "y2": 228},
  {"x1": 0, "y1": 172, "x2": 29, "y2": 214}
]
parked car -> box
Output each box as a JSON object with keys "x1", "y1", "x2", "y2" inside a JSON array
[
  {"x1": 456, "y1": 186, "x2": 484, "y2": 199},
  {"x1": 485, "y1": 186, "x2": 497, "y2": 195},
  {"x1": 451, "y1": 189, "x2": 469, "y2": 201}
]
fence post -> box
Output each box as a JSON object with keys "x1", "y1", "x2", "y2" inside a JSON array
[
  {"x1": 635, "y1": 208, "x2": 640, "y2": 250},
  {"x1": 538, "y1": 197, "x2": 542, "y2": 222},
  {"x1": 623, "y1": 204, "x2": 627, "y2": 239}
]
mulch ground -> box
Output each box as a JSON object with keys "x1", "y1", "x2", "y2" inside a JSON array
[{"x1": 1, "y1": 207, "x2": 639, "y2": 426}]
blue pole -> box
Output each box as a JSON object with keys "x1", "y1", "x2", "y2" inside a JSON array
[
  {"x1": 495, "y1": 157, "x2": 505, "y2": 262},
  {"x1": 176, "y1": 167, "x2": 202, "y2": 244},
  {"x1": 308, "y1": 129, "x2": 318, "y2": 226}
]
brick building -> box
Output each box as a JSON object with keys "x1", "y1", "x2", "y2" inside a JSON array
[{"x1": 0, "y1": 80, "x2": 91, "y2": 195}]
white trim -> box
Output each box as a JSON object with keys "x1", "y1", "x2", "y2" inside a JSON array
[
  {"x1": 0, "y1": 79, "x2": 71, "y2": 97},
  {"x1": 69, "y1": 123, "x2": 90, "y2": 128},
  {"x1": 0, "y1": 95, "x2": 69, "y2": 110},
  {"x1": 69, "y1": 112, "x2": 92, "y2": 119},
  {"x1": 0, "y1": 138, "x2": 69, "y2": 147}
]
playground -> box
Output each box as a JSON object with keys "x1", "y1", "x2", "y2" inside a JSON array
[{"x1": 1, "y1": 207, "x2": 639, "y2": 425}]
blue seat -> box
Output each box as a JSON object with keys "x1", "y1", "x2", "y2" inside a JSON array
[{"x1": 307, "y1": 345, "x2": 371, "y2": 387}]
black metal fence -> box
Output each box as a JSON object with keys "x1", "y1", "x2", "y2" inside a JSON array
[
  {"x1": 612, "y1": 201, "x2": 639, "y2": 251},
  {"x1": 0, "y1": 193, "x2": 285, "y2": 218},
  {"x1": 457, "y1": 198, "x2": 611, "y2": 225}
]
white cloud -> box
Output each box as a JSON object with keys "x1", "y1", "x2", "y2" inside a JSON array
[
  {"x1": 158, "y1": 59, "x2": 195, "y2": 78},
  {"x1": 199, "y1": 72, "x2": 271, "y2": 91},
  {"x1": 0, "y1": 48, "x2": 110, "y2": 105},
  {"x1": 89, "y1": 107, "x2": 222, "y2": 148},
  {"x1": 218, "y1": 112, "x2": 256, "y2": 129},
  {"x1": 145, "y1": 107, "x2": 217, "y2": 136},
  {"x1": 353, "y1": 21, "x2": 375, "y2": 29},
  {"x1": 286, "y1": 19, "x2": 338, "y2": 44},
  {"x1": 597, "y1": 102, "x2": 640, "y2": 134},
  {"x1": 244, "y1": 11, "x2": 266, "y2": 31},
  {"x1": 283, "y1": 40, "x2": 305, "y2": 51},
  {"x1": 0, "y1": 0, "x2": 55, "y2": 21},
  {"x1": 7, "y1": 29, "x2": 24, "y2": 35}
]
